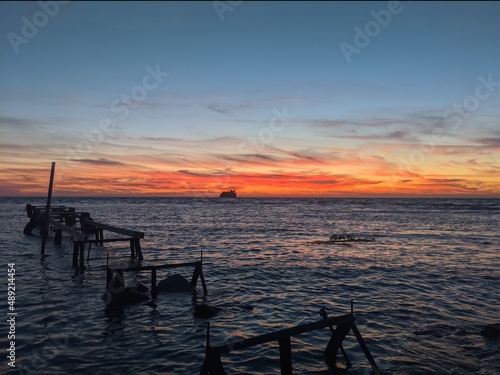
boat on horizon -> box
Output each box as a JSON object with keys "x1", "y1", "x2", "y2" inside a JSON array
[{"x1": 220, "y1": 190, "x2": 237, "y2": 198}]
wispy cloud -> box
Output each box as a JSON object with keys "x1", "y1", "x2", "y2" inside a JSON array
[
  {"x1": 206, "y1": 103, "x2": 255, "y2": 114},
  {"x1": 472, "y1": 137, "x2": 499, "y2": 146},
  {"x1": 71, "y1": 158, "x2": 128, "y2": 166},
  {"x1": 0, "y1": 116, "x2": 41, "y2": 127}
]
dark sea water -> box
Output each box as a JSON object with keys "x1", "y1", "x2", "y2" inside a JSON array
[{"x1": 1, "y1": 197, "x2": 499, "y2": 374}]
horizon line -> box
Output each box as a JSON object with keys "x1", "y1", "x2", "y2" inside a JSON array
[{"x1": 1, "y1": 195, "x2": 498, "y2": 199}]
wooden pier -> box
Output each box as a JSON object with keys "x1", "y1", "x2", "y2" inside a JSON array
[
  {"x1": 200, "y1": 304, "x2": 381, "y2": 375},
  {"x1": 25, "y1": 204, "x2": 145, "y2": 266}
]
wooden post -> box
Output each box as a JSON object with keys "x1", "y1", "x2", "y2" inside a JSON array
[
  {"x1": 41, "y1": 162, "x2": 56, "y2": 255},
  {"x1": 72, "y1": 242, "x2": 79, "y2": 267},
  {"x1": 26, "y1": 204, "x2": 33, "y2": 217},
  {"x1": 151, "y1": 268, "x2": 157, "y2": 297},
  {"x1": 134, "y1": 238, "x2": 143, "y2": 260},
  {"x1": 106, "y1": 253, "x2": 112, "y2": 289},
  {"x1": 79, "y1": 242, "x2": 85, "y2": 266},
  {"x1": 324, "y1": 322, "x2": 352, "y2": 368},
  {"x1": 320, "y1": 308, "x2": 351, "y2": 367},
  {"x1": 79, "y1": 212, "x2": 90, "y2": 233},
  {"x1": 130, "y1": 239, "x2": 135, "y2": 258},
  {"x1": 54, "y1": 229, "x2": 62, "y2": 245},
  {"x1": 191, "y1": 264, "x2": 200, "y2": 287},
  {"x1": 199, "y1": 267, "x2": 208, "y2": 295},
  {"x1": 191, "y1": 263, "x2": 208, "y2": 294},
  {"x1": 350, "y1": 322, "x2": 381, "y2": 374},
  {"x1": 99, "y1": 229, "x2": 104, "y2": 246},
  {"x1": 65, "y1": 207, "x2": 75, "y2": 226},
  {"x1": 87, "y1": 242, "x2": 92, "y2": 261},
  {"x1": 279, "y1": 336, "x2": 293, "y2": 375},
  {"x1": 200, "y1": 346, "x2": 226, "y2": 375}
]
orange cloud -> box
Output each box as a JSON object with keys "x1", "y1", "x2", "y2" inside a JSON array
[{"x1": 0, "y1": 124, "x2": 498, "y2": 197}]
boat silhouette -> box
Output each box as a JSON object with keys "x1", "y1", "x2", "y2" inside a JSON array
[{"x1": 220, "y1": 190, "x2": 236, "y2": 198}]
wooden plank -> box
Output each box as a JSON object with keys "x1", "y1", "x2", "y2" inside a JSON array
[
  {"x1": 49, "y1": 219, "x2": 88, "y2": 242},
  {"x1": 118, "y1": 261, "x2": 201, "y2": 272},
  {"x1": 81, "y1": 218, "x2": 144, "y2": 238},
  {"x1": 30, "y1": 205, "x2": 74, "y2": 212},
  {"x1": 84, "y1": 238, "x2": 140, "y2": 244},
  {"x1": 212, "y1": 314, "x2": 355, "y2": 354}
]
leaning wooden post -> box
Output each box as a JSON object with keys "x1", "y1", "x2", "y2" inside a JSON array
[
  {"x1": 199, "y1": 250, "x2": 208, "y2": 294},
  {"x1": 41, "y1": 162, "x2": 56, "y2": 255},
  {"x1": 351, "y1": 321, "x2": 381, "y2": 374},
  {"x1": 320, "y1": 308, "x2": 351, "y2": 367},
  {"x1": 191, "y1": 262, "x2": 208, "y2": 295},
  {"x1": 199, "y1": 266, "x2": 208, "y2": 295}
]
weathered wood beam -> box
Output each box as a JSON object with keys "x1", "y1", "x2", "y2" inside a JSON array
[
  {"x1": 118, "y1": 261, "x2": 201, "y2": 272},
  {"x1": 81, "y1": 218, "x2": 144, "y2": 238},
  {"x1": 49, "y1": 219, "x2": 88, "y2": 242},
  {"x1": 212, "y1": 314, "x2": 355, "y2": 354}
]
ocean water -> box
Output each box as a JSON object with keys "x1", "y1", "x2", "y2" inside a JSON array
[{"x1": 1, "y1": 197, "x2": 499, "y2": 374}]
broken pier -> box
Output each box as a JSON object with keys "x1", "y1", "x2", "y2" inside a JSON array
[{"x1": 24, "y1": 204, "x2": 145, "y2": 266}]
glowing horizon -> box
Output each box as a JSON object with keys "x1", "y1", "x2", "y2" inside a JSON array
[{"x1": 0, "y1": 2, "x2": 498, "y2": 198}]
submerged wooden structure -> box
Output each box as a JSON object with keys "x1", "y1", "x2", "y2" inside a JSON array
[
  {"x1": 25, "y1": 204, "x2": 145, "y2": 266},
  {"x1": 106, "y1": 258, "x2": 208, "y2": 299},
  {"x1": 200, "y1": 303, "x2": 380, "y2": 375}
]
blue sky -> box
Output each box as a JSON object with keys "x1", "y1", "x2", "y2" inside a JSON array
[{"x1": 0, "y1": 1, "x2": 498, "y2": 196}]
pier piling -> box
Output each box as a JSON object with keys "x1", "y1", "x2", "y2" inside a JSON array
[{"x1": 41, "y1": 162, "x2": 55, "y2": 255}]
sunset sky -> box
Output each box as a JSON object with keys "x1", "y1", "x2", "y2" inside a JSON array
[{"x1": 0, "y1": 1, "x2": 498, "y2": 197}]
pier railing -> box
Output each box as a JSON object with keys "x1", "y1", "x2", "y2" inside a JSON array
[{"x1": 200, "y1": 306, "x2": 380, "y2": 375}]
